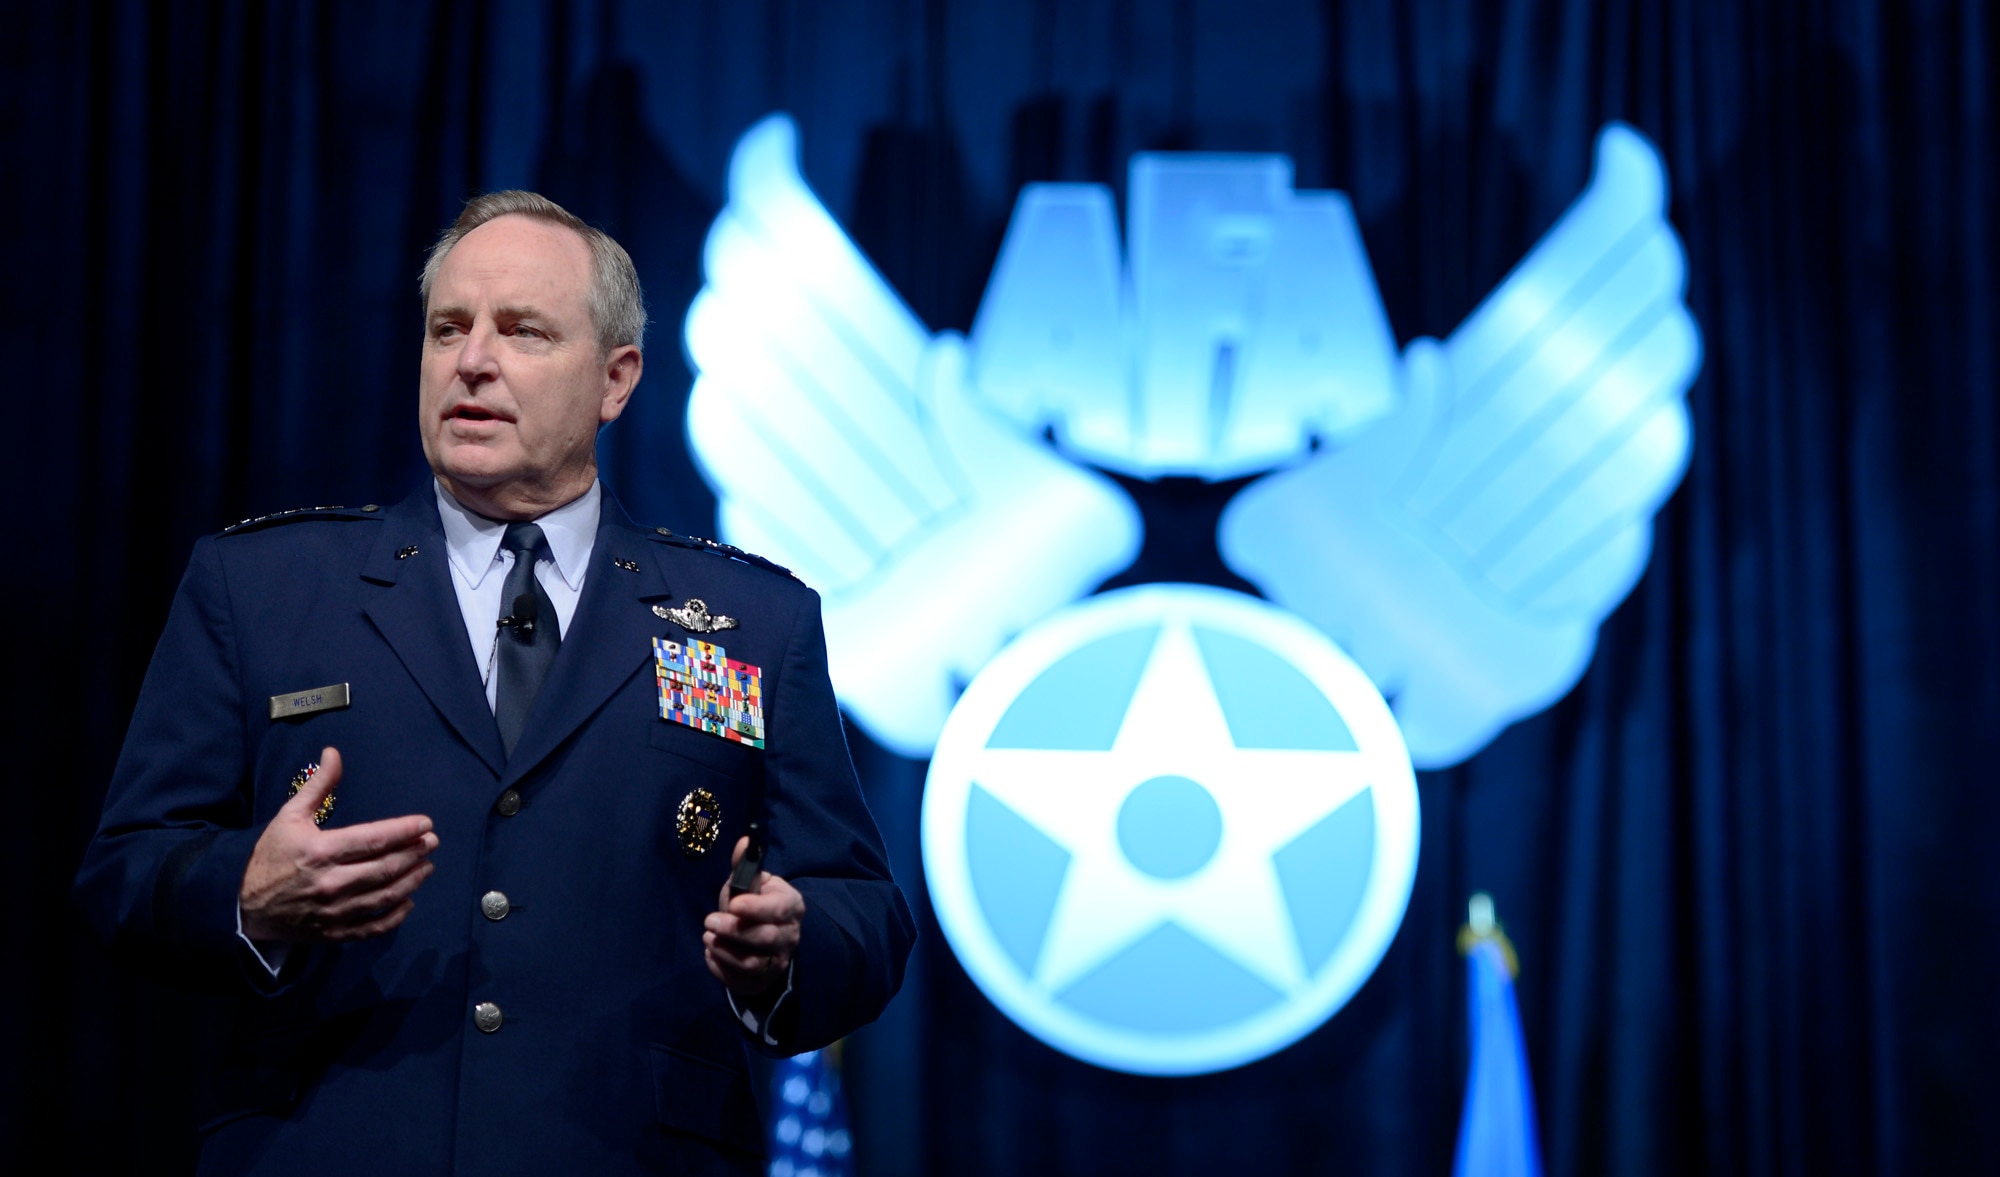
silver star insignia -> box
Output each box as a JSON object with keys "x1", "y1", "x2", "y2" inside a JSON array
[{"x1": 654, "y1": 598, "x2": 739, "y2": 633}]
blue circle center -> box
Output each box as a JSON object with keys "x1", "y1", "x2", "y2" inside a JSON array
[{"x1": 1116, "y1": 775, "x2": 1223, "y2": 879}]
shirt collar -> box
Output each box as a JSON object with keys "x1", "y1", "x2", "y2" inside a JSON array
[{"x1": 434, "y1": 479, "x2": 600, "y2": 592}]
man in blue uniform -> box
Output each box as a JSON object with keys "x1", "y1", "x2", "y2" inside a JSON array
[{"x1": 75, "y1": 191, "x2": 914, "y2": 1175}]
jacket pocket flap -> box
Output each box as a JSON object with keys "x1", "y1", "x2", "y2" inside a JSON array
[
  {"x1": 198, "y1": 1064, "x2": 304, "y2": 1133},
  {"x1": 649, "y1": 709, "x2": 761, "y2": 775},
  {"x1": 650, "y1": 1045, "x2": 763, "y2": 1154}
]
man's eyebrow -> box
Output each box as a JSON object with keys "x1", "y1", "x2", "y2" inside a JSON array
[{"x1": 425, "y1": 304, "x2": 559, "y2": 331}]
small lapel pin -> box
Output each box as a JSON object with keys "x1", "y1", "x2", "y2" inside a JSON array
[
  {"x1": 286, "y1": 762, "x2": 336, "y2": 826},
  {"x1": 653, "y1": 598, "x2": 738, "y2": 633},
  {"x1": 396, "y1": 545, "x2": 420, "y2": 560},
  {"x1": 613, "y1": 558, "x2": 640, "y2": 573}
]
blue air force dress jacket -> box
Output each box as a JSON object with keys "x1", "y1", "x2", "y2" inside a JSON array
[{"x1": 74, "y1": 487, "x2": 914, "y2": 1176}]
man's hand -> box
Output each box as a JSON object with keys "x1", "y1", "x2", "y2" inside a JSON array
[
  {"x1": 704, "y1": 835, "x2": 804, "y2": 999},
  {"x1": 239, "y1": 747, "x2": 438, "y2": 943}
]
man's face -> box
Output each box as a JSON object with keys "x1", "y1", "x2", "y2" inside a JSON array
[{"x1": 420, "y1": 214, "x2": 640, "y2": 517}]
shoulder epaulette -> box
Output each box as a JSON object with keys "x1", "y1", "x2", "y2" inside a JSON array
[
  {"x1": 646, "y1": 527, "x2": 799, "y2": 580},
  {"x1": 221, "y1": 503, "x2": 385, "y2": 536}
]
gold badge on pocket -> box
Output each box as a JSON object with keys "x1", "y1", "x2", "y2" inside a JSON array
[{"x1": 676, "y1": 788, "x2": 722, "y2": 858}]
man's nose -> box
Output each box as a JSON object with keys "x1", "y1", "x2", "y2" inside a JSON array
[{"x1": 457, "y1": 323, "x2": 500, "y2": 384}]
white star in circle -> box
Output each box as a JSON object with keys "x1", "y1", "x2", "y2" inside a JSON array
[{"x1": 969, "y1": 619, "x2": 1374, "y2": 1000}]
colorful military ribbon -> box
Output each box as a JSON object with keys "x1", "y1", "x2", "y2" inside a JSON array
[{"x1": 655, "y1": 636, "x2": 765, "y2": 748}]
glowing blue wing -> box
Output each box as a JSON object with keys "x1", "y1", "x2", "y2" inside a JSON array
[
  {"x1": 1219, "y1": 124, "x2": 1700, "y2": 768},
  {"x1": 685, "y1": 115, "x2": 1142, "y2": 759}
]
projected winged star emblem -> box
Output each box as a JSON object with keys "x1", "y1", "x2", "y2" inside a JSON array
[{"x1": 685, "y1": 114, "x2": 1698, "y2": 1072}]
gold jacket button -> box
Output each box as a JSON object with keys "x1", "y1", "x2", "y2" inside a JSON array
[
  {"x1": 495, "y1": 789, "x2": 522, "y2": 817},
  {"x1": 480, "y1": 891, "x2": 511, "y2": 921},
  {"x1": 473, "y1": 1002, "x2": 503, "y2": 1033}
]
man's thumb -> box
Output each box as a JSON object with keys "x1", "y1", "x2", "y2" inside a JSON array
[{"x1": 281, "y1": 746, "x2": 342, "y2": 820}]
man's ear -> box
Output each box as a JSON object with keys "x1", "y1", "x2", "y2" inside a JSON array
[{"x1": 600, "y1": 345, "x2": 643, "y2": 423}]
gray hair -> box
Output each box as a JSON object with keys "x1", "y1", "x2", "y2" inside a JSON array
[{"x1": 420, "y1": 190, "x2": 647, "y2": 353}]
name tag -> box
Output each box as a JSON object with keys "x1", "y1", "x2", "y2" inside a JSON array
[{"x1": 269, "y1": 682, "x2": 351, "y2": 720}]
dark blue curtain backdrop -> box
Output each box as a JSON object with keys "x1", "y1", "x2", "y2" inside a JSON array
[{"x1": 5, "y1": 1, "x2": 1995, "y2": 1174}]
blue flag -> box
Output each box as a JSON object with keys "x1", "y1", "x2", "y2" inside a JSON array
[
  {"x1": 1453, "y1": 926, "x2": 1544, "y2": 1177},
  {"x1": 768, "y1": 1046, "x2": 853, "y2": 1177}
]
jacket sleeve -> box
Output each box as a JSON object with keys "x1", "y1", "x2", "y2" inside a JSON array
[
  {"x1": 73, "y1": 536, "x2": 274, "y2": 993},
  {"x1": 757, "y1": 585, "x2": 916, "y2": 1053}
]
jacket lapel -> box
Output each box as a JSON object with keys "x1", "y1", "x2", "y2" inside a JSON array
[
  {"x1": 499, "y1": 494, "x2": 673, "y2": 785},
  {"x1": 360, "y1": 488, "x2": 507, "y2": 778}
]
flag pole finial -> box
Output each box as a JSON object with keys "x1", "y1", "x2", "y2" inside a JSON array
[{"x1": 1456, "y1": 891, "x2": 1520, "y2": 977}]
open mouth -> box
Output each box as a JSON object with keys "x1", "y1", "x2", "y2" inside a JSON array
[{"x1": 448, "y1": 405, "x2": 510, "y2": 423}]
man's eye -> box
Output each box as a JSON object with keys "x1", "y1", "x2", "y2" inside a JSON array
[
  {"x1": 511, "y1": 324, "x2": 542, "y2": 338},
  {"x1": 432, "y1": 323, "x2": 462, "y2": 340}
]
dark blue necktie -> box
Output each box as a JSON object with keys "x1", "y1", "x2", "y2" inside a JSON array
[{"x1": 494, "y1": 522, "x2": 560, "y2": 757}]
